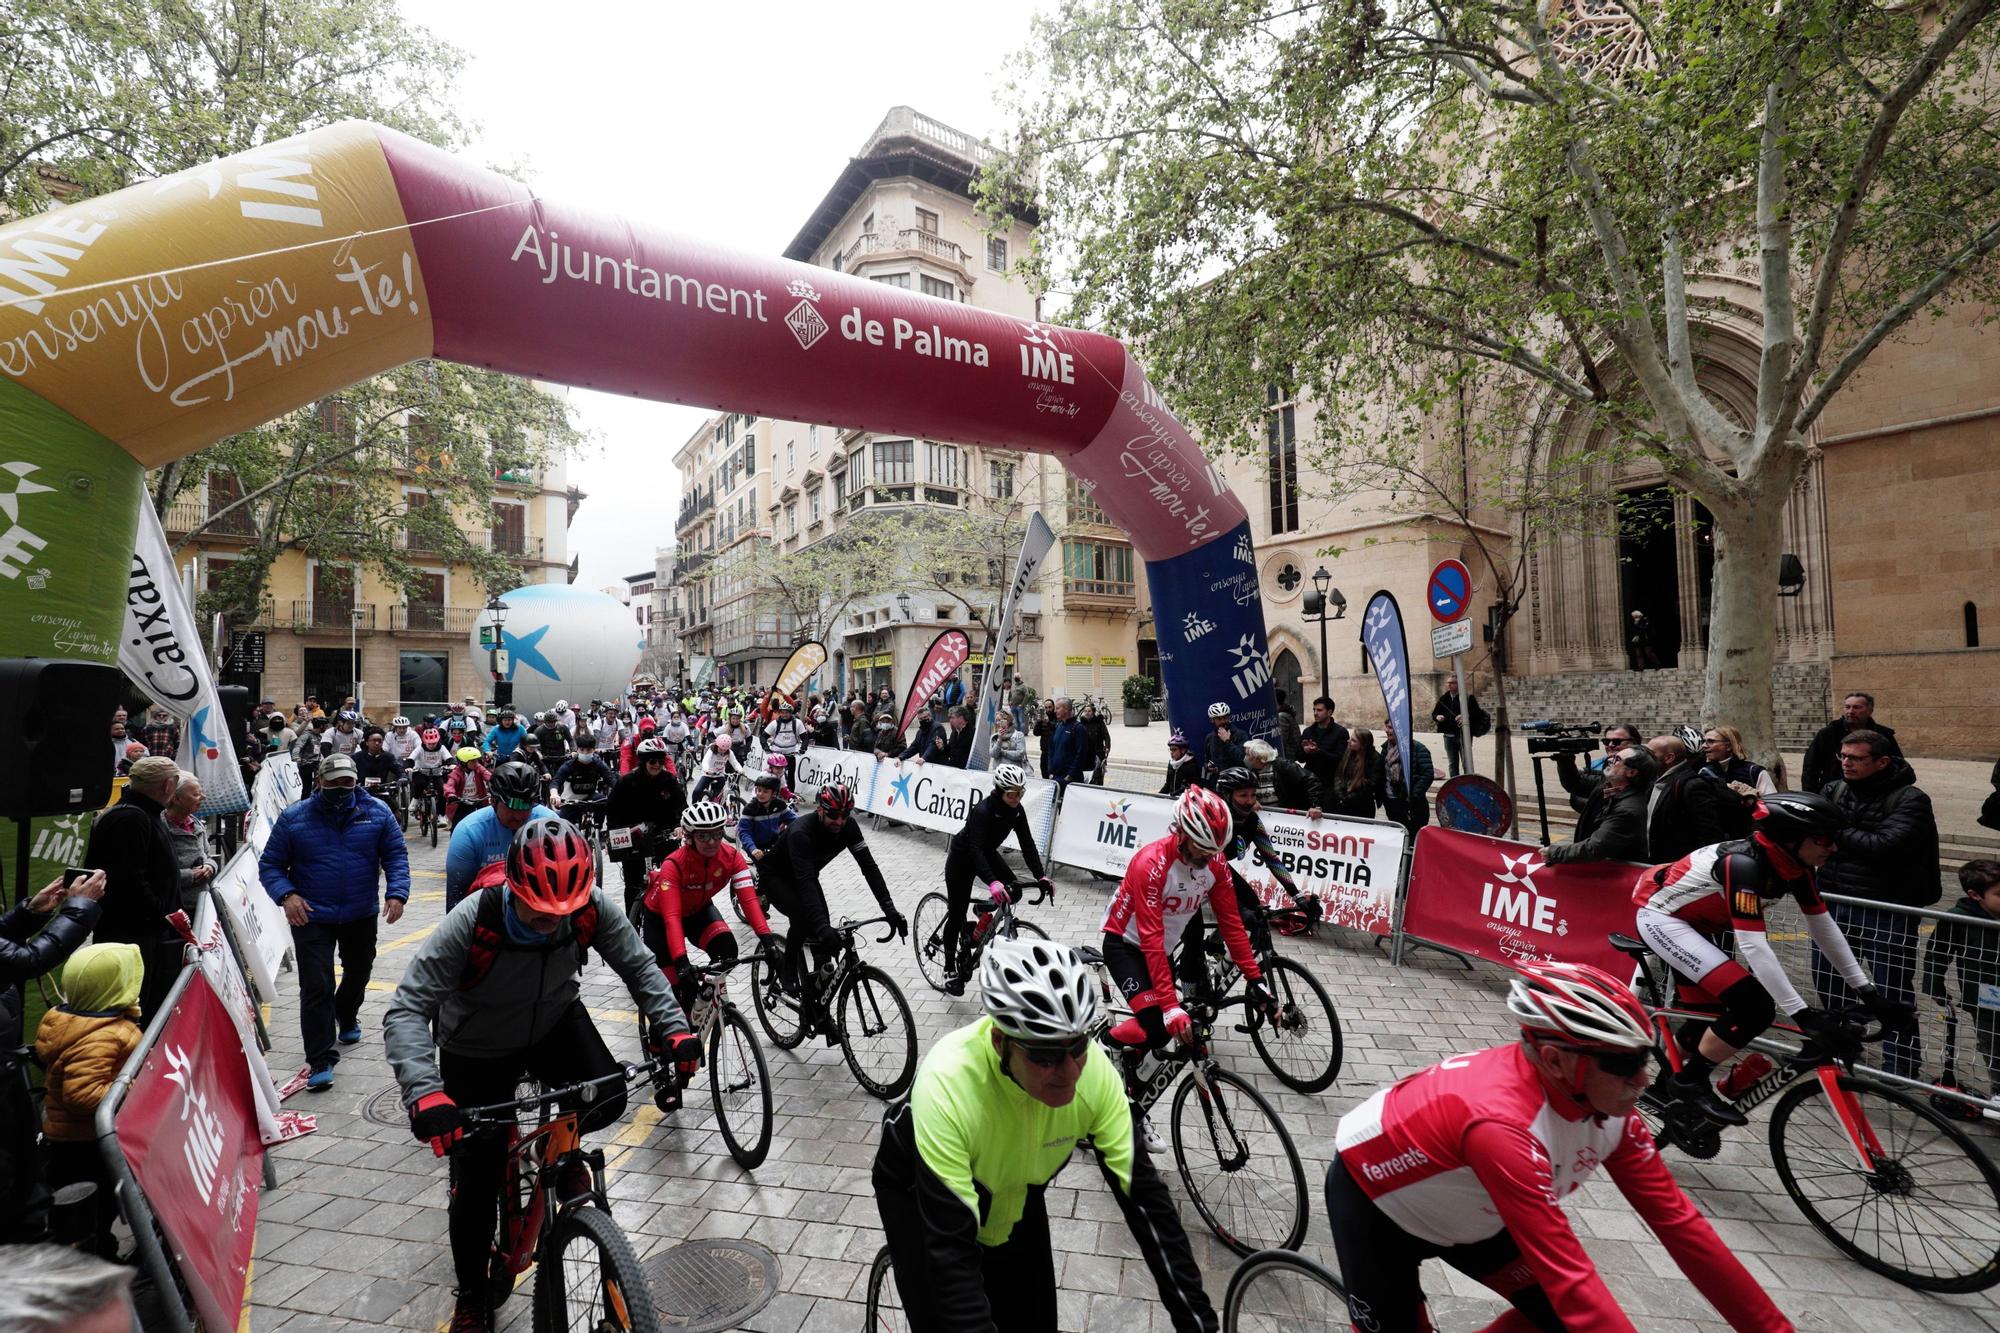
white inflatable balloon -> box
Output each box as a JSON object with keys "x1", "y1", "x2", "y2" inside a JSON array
[{"x1": 469, "y1": 584, "x2": 644, "y2": 714}]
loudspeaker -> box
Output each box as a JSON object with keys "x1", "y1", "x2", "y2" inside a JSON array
[
  {"x1": 0, "y1": 658, "x2": 125, "y2": 818},
  {"x1": 218, "y1": 684, "x2": 252, "y2": 753}
]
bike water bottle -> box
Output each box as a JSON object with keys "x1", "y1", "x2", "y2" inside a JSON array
[{"x1": 1718, "y1": 1052, "x2": 1774, "y2": 1100}]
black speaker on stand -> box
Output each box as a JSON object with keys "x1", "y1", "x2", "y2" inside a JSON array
[{"x1": 1, "y1": 658, "x2": 126, "y2": 908}]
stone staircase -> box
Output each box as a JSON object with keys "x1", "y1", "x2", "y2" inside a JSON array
[{"x1": 1499, "y1": 662, "x2": 1831, "y2": 753}]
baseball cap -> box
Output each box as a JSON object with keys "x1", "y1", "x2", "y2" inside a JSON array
[{"x1": 318, "y1": 753, "x2": 359, "y2": 784}]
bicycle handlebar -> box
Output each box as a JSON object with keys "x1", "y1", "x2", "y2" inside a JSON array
[
  {"x1": 459, "y1": 1058, "x2": 665, "y2": 1126},
  {"x1": 834, "y1": 915, "x2": 897, "y2": 946}
]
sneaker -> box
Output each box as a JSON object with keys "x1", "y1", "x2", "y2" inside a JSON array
[
  {"x1": 1669, "y1": 1072, "x2": 1748, "y2": 1127},
  {"x1": 306, "y1": 1065, "x2": 336, "y2": 1092},
  {"x1": 448, "y1": 1292, "x2": 494, "y2": 1333},
  {"x1": 1137, "y1": 1113, "x2": 1167, "y2": 1155},
  {"x1": 337, "y1": 1023, "x2": 362, "y2": 1045}
]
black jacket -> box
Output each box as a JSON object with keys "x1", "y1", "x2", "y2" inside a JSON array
[
  {"x1": 606, "y1": 767, "x2": 686, "y2": 858},
  {"x1": 1298, "y1": 721, "x2": 1348, "y2": 789},
  {"x1": 1546, "y1": 784, "x2": 1649, "y2": 864},
  {"x1": 1922, "y1": 896, "x2": 2000, "y2": 1009},
  {"x1": 1802, "y1": 718, "x2": 1902, "y2": 794},
  {"x1": 1, "y1": 896, "x2": 101, "y2": 1049},
  {"x1": 1160, "y1": 754, "x2": 1200, "y2": 797},
  {"x1": 923, "y1": 724, "x2": 975, "y2": 769},
  {"x1": 84, "y1": 788, "x2": 180, "y2": 946},
  {"x1": 1820, "y1": 759, "x2": 1941, "y2": 907},
  {"x1": 1645, "y1": 763, "x2": 1728, "y2": 865},
  {"x1": 1200, "y1": 729, "x2": 1246, "y2": 785},
  {"x1": 946, "y1": 792, "x2": 1048, "y2": 885},
  {"x1": 1263, "y1": 758, "x2": 1321, "y2": 812}
]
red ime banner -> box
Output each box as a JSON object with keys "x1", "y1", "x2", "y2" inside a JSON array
[
  {"x1": 117, "y1": 970, "x2": 265, "y2": 1332},
  {"x1": 896, "y1": 628, "x2": 972, "y2": 740},
  {"x1": 1402, "y1": 826, "x2": 1648, "y2": 975}
]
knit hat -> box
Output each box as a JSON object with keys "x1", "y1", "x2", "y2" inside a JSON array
[{"x1": 60, "y1": 943, "x2": 144, "y2": 1016}]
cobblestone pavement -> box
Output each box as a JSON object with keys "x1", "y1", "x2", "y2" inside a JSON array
[{"x1": 245, "y1": 817, "x2": 2000, "y2": 1332}]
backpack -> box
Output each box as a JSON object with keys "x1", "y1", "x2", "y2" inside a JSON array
[{"x1": 456, "y1": 880, "x2": 599, "y2": 991}]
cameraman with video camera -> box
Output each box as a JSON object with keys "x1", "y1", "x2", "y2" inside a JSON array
[
  {"x1": 1552, "y1": 722, "x2": 1640, "y2": 820},
  {"x1": 1545, "y1": 742, "x2": 1657, "y2": 865}
]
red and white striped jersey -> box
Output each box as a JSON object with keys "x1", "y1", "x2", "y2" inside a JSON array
[{"x1": 1100, "y1": 835, "x2": 1258, "y2": 1009}]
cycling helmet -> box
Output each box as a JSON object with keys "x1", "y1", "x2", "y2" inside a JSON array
[
  {"x1": 712, "y1": 735, "x2": 734, "y2": 751},
  {"x1": 682, "y1": 801, "x2": 729, "y2": 834},
  {"x1": 1672, "y1": 724, "x2": 1705, "y2": 754},
  {"x1": 1206, "y1": 702, "x2": 1232, "y2": 720},
  {"x1": 635, "y1": 737, "x2": 669, "y2": 760},
  {"x1": 777, "y1": 699, "x2": 795, "y2": 713},
  {"x1": 1752, "y1": 792, "x2": 1844, "y2": 847},
  {"x1": 1167, "y1": 730, "x2": 1189, "y2": 748},
  {"x1": 990, "y1": 763, "x2": 1028, "y2": 792},
  {"x1": 753, "y1": 772, "x2": 782, "y2": 791},
  {"x1": 390, "y1": 715, "x2": 410, "y2": 728},
  {"x1": 1172, "y1": 786, "x2": 1231, "y2": 857},
  {"x1": 982, "y1": 938, "x2": 1102, "y2": 1043},
  {"x1": 766, "y1": 753, "x2": 790, "y2": 772},
  {"x1": 531, "y1": 711, "x2": 547, "y2": 723},
  {"x1": 556, "y1": 699, "x2": 570, "y2": 712},
  {"x1": 1213, "y1": 766, "x2": 1257, "y2": 796},
  {"x1": 337, "y1": 709, "x2": 360, "y2": 723},
  {"x1": 421, "y1": 728, "x2": 442, "y2": 747},
  {"x1": 506, "y1": 817, "x2": 595, "y2": 914},
  {"x1": 1506, "y1": 960, "x2": 1654, "y2": 1052},
  {"x1": 455, "y1": 746, "x2": 482, "y2": 764},
  {"x1": 816, "y1": 783, "x2": 856, "y2": 820},
  {"x1": 490, "y1": 759, "x2": 541, "y2": 809}
]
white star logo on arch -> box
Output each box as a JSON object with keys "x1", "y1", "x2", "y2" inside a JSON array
[{"x1": 0, "y1": 462, "x2": 55, "y2": 524}]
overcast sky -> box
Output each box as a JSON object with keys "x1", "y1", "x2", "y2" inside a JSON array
[{"x1": 414, "y1": 0, "x2": 1047, "y2": 590}]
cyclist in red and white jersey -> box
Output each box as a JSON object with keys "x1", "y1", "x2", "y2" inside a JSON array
[
  {"x1": 1329, "y1": 960, "x2": 1792, "y2": 1332},
  {"x1": 639, "y1": 802, "x2": 775, "y2": 1009},
  {"x1": 1633, "y1": 791, "x2": 1912, "y2": 1125}
]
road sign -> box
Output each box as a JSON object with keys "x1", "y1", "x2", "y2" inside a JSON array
[
  {"x1": 1436, "y1": 775, "x2": 1514, "y2": 836},
  {"x1": 1431, "y1": 619, "x2": 1473, "y2": 658},
  {"x1": 1427, "y1": 559, "x2": 1472, "y2": 622}
]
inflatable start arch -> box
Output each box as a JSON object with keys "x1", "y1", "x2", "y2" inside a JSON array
[{"x1": 0, "y1": 122, "x2": 1276, "y2": 742}]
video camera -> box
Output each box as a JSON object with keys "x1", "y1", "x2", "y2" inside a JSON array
[{"x1": 1521, "y1": 720, "x2": 1602, "y2": 757}]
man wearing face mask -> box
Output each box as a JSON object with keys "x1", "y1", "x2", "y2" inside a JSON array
[{"x1": 259, "y1": 753, "x2": 411, "y2": 1091}]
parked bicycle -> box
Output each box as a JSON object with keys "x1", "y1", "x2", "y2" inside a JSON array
[
  {"x1": 448, "y1": 1061, "x2": 682, "y2": 1332},
  {"x1": 1612, "y1": 930, "x2": 2000, "y2": 1292},
  {"x1": 638, "y1": 954, "x2": 773, "y2": 1169},
  {"x1": 1197, "y1": 896, "x2": 1343, "y2": 1095},
  {"x1": 749, "y1": 914, "x2": 917, "y2": 1099},
  {"x1": 911, "y1": 879, "x2": 1049, "y2": 994}
]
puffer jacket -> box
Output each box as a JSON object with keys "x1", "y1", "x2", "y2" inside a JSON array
[
  {"x1": 258, "y1": 791, "x2": 411, "y2": 923},
  {"x1": 35, "y1": 1008, "x2": 142, "y2": 1142},
  {"x1": 1820, "y1": 759, "x2": 1942, "y2": 907},
  {"x1": 165, "y1": 815, "x2": 218, "y2": 917}
]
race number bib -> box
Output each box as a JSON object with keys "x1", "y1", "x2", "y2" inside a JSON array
[{"x1": 609, "y1": 827, "x2": 634, "y2": 851}]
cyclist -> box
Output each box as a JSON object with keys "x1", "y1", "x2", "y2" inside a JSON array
[
  {"x1": 660, "y1": 705, "x2": 690, "y2": 755},
  {"x1": 1633, "y1": 792, "x2": 1912, "y2": 1125},
  {"x1": 328, "y1": 709, "x2": 363, "y2": 755},
  {"x1": 941, "y1": 763, "x2": 1054, "y2": 996},
  {"x1": 531, "y1": 709, "x2": 571, "y2": 764},
  {"x1": 353, "y1": 727, "x2": 405, "y2": 815},
  {"x1": 442, "y1": 747, "x2": 490, "y2": 831},
  {"x1": 1327, "y1": 959, "x2": 1792, "y2": 1332},
  {"x1": 442, "y1": 703, "x2": 475, "y2": 745},
  {"x1": 384, "y1": 715, "x2": 418, "y2": 764},
  {"x1": 737, "y1": 773, "x2": 795, "y2": 868},
  {"x1": 872, "y1": 938, "x2": 1219, "y2": 1331},
  {"x1": 1210, "y1": 766, "x2": 1301, "y2": 954},
  {"x1": 1101, "y1": 786, "x2": 1271, "y2": 1147},
  {"x1": 383, "y1": 817, "x2": 703, "y2": 1333},
  {"x1": 689, "y1": 733, "x2": 745, "y2": 807},
  {"x1": 591, "y1": 704, "x2": 623, "y2": 753},
  {"x1": 551, "y1": 732, "x2": 615, "y2": 815},
  {"x1": 760, "y1": 783, "x2": 906, "y2": 1036},
  {"x1": 482, "y1": 707, "x2": 527, "y2": 760},
  {"x1": 761, "y1": 698, "x2": 809, "y2": 762},
  {"x1": 606, "y1": 736, "x2": 686, "y2": 914},
  {"x1": 444, "y1": 760, "x2": 554, "y2": 911},
  {"x1": 410, "y1": 727, "x2": 450, "y2": 817},
  {"x1": 514, "y1": 733, "x2": 553, "y2": 804},
  {"x1": 762, "y1": 752, "x2": 796, "y2": 803},
  {"x1": 640, "y1": 802, "x2": 776, "y2": 1010}
]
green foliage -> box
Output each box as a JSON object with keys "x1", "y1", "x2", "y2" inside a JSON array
[{"x1": 1121, "y1": 672, "x2": 1159, "y2": 708}]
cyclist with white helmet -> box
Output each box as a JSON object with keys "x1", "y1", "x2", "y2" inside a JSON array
[
  {"x1": 1199, "y1": 701, "x2": 1244, "y2": 786},
  {"x1": 940, "y1": 763, "x2": 1055, "y2": 995},
  {"x1": 761, "y1": 698, "x2": 808, "y2": 760},
  {"x1": 689, "y1": 732, "x2": 746, "y2": 807},
  {"x1": 872, "y1": 939, "x2": 1220, "y2": 1331},
  {"x1": 1327, "y1": 960, "x2": 1791, "y2": 1332},
  {"x1": 383, "y1": 715, "x2": 418, "y2": 763}
]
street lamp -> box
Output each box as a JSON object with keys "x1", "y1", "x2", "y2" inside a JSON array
[
  {"x1": 896, "y1": 591, "x2": 913, "y2": 622},
  {"x1": 350, "y1": 604, "x2": 365, "y2": 711},
  {"x1": 485, "y1": 591, "x2": 512, "y2": 711},
  {"x1": 1301, "y1": 567, "x2": 1346, "y2": 703}
]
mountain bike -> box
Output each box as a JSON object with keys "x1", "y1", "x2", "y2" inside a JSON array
[
  {"x1": 911, "y1": 879, "x2": 1049, "y2": 994},
  {"x1": 566, "y1": 799, "x2": 609, "y2": 884},
  {"x1": 413, "y1": 774, "x2": 442, "y2": 847},
  {"x1": 1221, "y1": 1248, "x2": 1348, "y2": 1332},
  {"x1": 1611, "y1": 931, "x2": 2000, "y2": 1292},
  {"x1": 1196, "y1": 897, "x2": 1343, "y2": 1095},
  {"x1": 637, "y1": 954, "x2": 772, "y2": 1168},
  {"x1": 448, "y1": 1061, "x2": 681, "y2": 1331},
  {"x1": 748, "y1": 915, "x2": 917, "y2": 1099},
  {"x1": 1079, "y1": 954, "x2": 1309, "y2": 1258}
]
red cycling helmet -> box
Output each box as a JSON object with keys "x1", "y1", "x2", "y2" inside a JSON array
[
  {"x1": 1505, "y1": 959, "x2": 1654, "y2": 1052},
  {"x1": 816, "y1": 783, "x2": 856, "y2": 820},
  {"x1": 421, "y1": 728, "x2": 442, "y2": 747},
  {"x1": 505, "y1": 816, "x2": 596, "y2": 914},
  {"x1": 1172, "y1": 786, "x2": 1231, "y2": 857},
  {"x1": 638, "y1": 716, "x2": 657, "y2": 733}
]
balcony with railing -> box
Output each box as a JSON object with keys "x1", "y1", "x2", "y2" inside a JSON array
[
  {"x1": 676, "y1": 489, "x2": 715, "y2": 532},
  {"x1": 1061, "y1": 576, "x2": 1136, "y2": 604},
  {"x1": 840, "y1": 228, "x2": 969, "y2": 273},
  {"x1": 163, "y1": 494, "x2": 259, "y2": 540},
  {"x1": 860, "y1": 106, "x2": 996, "y2": 168},
  {"x1": 390, "y1": 604, "x2": 479, "y2": 634},
  {"x1": 289, "y1": 600, "x2": 378, "y2": 632},
  {"x1": 484, "y1": 529, "x2": 545, "y2": 561}
]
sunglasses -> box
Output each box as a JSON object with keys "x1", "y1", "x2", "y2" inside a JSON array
[
  {"x1": 687, "y1": 828, "x2": 724, "y2": 843},
  {"x1": 1014, "y1": 1035, "x2": 1093, "y2": 1068},
  {"x1": 1584, "y1": 1047, "x2": 1658, "y2": 1078}
]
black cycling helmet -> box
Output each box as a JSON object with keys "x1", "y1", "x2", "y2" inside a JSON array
[
  {"x1": 816, "y1": 782, "x2": 856, "y2": 820},
  {"x1": 490, "y1": 759, "x2": 542, "y2": 810},
  {"x1": 1213, "y1": 766, "x2": 1257, "y2": 796},
  {"x1": 753, "y1": 772, "x2": 782, "y2": 790},
  {"x1": 1752, "y1": 792, "x2": 1843, "y2": 847}
]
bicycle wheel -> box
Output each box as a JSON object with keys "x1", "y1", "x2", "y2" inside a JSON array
[
  {"x1": 1222, "y1": 1249, "x2": 1348, "y2": 1333},
  {"x1": 1007, "y1": 918, "x2": 1050, "y2": 942},
  {"x1": 710, "y1": 1004, "x2": 773, "y2": 1169},
  {"x1": 837, "y1": 963, "x2": 918, "y2": 1100},
  {"x1": 530, "y1": 1203, "x2": 660, "y2": 1333},
  {"x1": 912, "y1": 892, "x2": 953, "y2": 993},
  {"x1": 748, "y1": 950, "x2": 807, "y2": 1050},
  {"x1": 425, "y1": 796, "x2": 439, "y2": 848},
  {"x1": 1246, "y1": 956, "x2": 1342, "y2": 1095},
  {"x1": 1170, "y1": 1067, "x2": 1309, "y2": 1257},
  {"x1": 864, "y1": 1244, "x2": 911, "y2": 1330},
  {"x1": 1769, "y1": 1072, "x2": 2000, "y2": 1292}
]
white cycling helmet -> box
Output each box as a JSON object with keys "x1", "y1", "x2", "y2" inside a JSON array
[
  {"x1": 682, "y1": 801, "x2": 729, "y2": 833},
  {"x1": 1206, "y1": 701, "x2": 1232, "y2": 720},
  {"x1": 1506, "y1": 960, "x2": 1654, "y2": 1052},
  {"x1": 990, "y1": 763, "x2": 1028, "y2": 792},
  {"x1": 556, "y1": 699, "x2": 570, "y2": 711},
  {"x1": 981, "y1": 938, "x2": 1102, "y2": 1043},
  {"x1": 635, "y1": 737, "x2": 669, "y2": 759},
  {"x1": 390, "y1": 715, "x2": 410, "y2": 728}
]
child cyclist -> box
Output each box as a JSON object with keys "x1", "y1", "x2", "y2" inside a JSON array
[
  {"x1": 690, "y1": 733, "x2": 745, "y2": 806},
  {"x1": 442, "y1": 746, "x2": 490, "y2": 829},
  {"x1": 737, "y1": 773, "x2": 795, "y2": 868}
]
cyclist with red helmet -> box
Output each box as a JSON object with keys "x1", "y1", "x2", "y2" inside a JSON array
[
  {"x1": 1327, "y1": 960, "x2": 1792, "y2": 1332},
  {"x1": 384, "y1": 817, "x2": 701, "y2": 1333},
  {"x1": 641, "y1": 802, "x2": 776, "y2": 1009},
  {"x1": 759, "y1": 783, "x2": 907, "y2": 1031},
  {"x1": 410, "y1": 726, "x2": 450, "y2": 815}
]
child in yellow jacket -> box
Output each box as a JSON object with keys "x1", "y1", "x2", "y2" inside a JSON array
[{"x1": 36, "y1": 942, "x2": 145, "y2": 1257}]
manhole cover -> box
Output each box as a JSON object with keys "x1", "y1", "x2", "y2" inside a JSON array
[
  {"x1": 641, "y1": 1239, "x2": 781, "y2": 1331},
  {"x1": 361, "y1": 1086, "x2": 404, "y2": 1127}
]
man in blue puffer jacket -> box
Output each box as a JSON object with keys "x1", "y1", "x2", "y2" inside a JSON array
[{"x1": 260, "y1": 752, "x2": 411, "y2": 1090}]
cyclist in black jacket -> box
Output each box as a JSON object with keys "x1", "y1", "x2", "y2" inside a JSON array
[
  {"x1": 606, "y1": 738, "x2": 686, "y2": 913},
  {"x1": 942, "y1": 764, "x2": 1054, "y2": 995},
  {"x1": 1211, "y1": 767, "x2": 1295, "y2": 955},
  {"x1": 761, "y1": 784, "x2": 906, "y2": 1031}
]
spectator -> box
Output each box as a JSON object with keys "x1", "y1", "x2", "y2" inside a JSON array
[
  {"x1": 1298, "y1": 695, "x2": 1348, "y2": 794},
  {"x1": 1812, "y1": 729, "x2": 1939, "y2": 1080},
  {"x1": 1544, "y1": 747, "x2": 1656, "y2": 864},
  {"x1": 1698, "y1": 725, "x2": 1775, "y2": 837},
  {"x1": 106, "y1": 712, "x2": 127, "y2": 775},
  {"x1": 1802, "y1": 692, "x2": 1903, "y2": 793},
  {"x1": 1160, "y1": 730, "x2": 1199, "y2": 797},
  {"x1": 115, "y1": 742, "x2": 147, "y2": 777},
  {"x1": 34, "y1": 943, "x2": 143, "y2": 1257},
  {"x1": 163, "y1": 770, "x2": 218, "y2": 918},
  {"x1": 918, "y1": 706, "x2": 975, "y2": 768},
  {"x1": 1041, "y1": 698, "x2": 1090, "y2": 790},
  {"x1": 259, "y1": 752, "x2": 411, "y2": 1091},
  {"x1": 1553, "y1": 723, "x2": 1641, "y2": 828},
  {"x1": 1273, "y1": 690, "x2": 1303, "y2": 761},
  {"x1": 1923, "y1": 860, "x2": 2000, "y2": 1097},
  {"x1": 0, "y1": 870, "x2": 104, "y2": 1244},
  {"x1": 0, "y1": 1243, "x2": 136, "y2": 1333},
  {"x1": 989, "y1": 709, "x2": 1027, "y2": 770},
  {"x1": 1627, "y1": 609, "x2": 1659, "y2": 670},
  {"x1": 1377, "y1": 718, "x2": 1434, "y2": 835},
  {"x1": 941, "y1": 673, "x2": 966, "y2": 710},
  {"x1": 1078, "y1": 700, "x2": 1112, "y2": 786},
  {"x1": 1428, "y1": 674, "x2": 1487, "y2": 778},
  {"x1": 264, "y1": 712, "x2": 296, "y2": 754},
  {"x1": 1327, "y1": 728, "x2": 1383, "y2": 819},
  {"x1": 1200, "y1": 703, "x2": 1246, "y2": 785},
  {"x1": 847, "y1": 707, "x2": 878, "y2": 754},
  {"x1": 1243, "y1": 738, "x2": 1321, "y2": 816},
  {"x1": 1008, "y1": 677, "x2": 1033, "y2": 733},
  {"x1": 1643, "y1": 735, "x2": 1727, "y2": 864},
  {"x1": 83, "y1": 755, "x2": 182, "y2": 1023},
  {"x1": 138, "y1": 707, "x2": 179, "y2": 759}
]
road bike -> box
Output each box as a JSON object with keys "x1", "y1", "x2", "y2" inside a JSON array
[
  {"x1": 1078, "y1": 954, "x2": 1310, "y2": 1258},
  {"x1": 449, "y1": 1061, "x2": 680, "y2": 1332},
  {"x1": 863, "y1": 1245, "x2": 908, "y2": 1330},
  {"x1": 1196, "y1": 896, "x2": 1343, "y2": 1095},
  {"x1": 636, "y1": 954, "x2": 772, "y2": 1168},
  {"x1": 1612, "y1": 931, "x2": 2000, "y2": 1292},
  {"x1": 911, "y1": 879, "x2": 1049, "y2": 994},
  {"x1": 1221, "y1": 1248, "x2": 1348, "y2": 1332},
  {"x1": 748, "y1": 915, "x2": 917, "y2": 1099}
]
